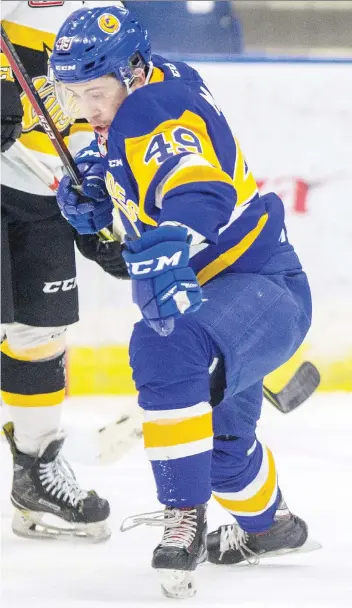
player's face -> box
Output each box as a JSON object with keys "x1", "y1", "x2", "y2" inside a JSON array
[{"x1": 62, "y1": 75, "x2": 127, "y2": 138}]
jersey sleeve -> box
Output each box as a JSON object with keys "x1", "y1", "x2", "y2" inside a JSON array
[{"x1": 122, "y1": 109, "x2": 236, "y2": 244}]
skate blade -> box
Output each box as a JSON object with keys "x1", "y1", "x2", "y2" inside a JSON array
[
  {"x1": 260, "y1": 538, "x2": 322, "y2": 560},
  {"x1": 12, "y1": 509, "x2": 111, "y2": 543},
  {"x1": 158, "y1": 569, "x2": 196, "y2": 599}
]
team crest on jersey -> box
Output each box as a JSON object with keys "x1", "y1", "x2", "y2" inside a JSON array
[
  {"x1": 98, "y1": 13, "x2": 121, "y2": 35},
  {"x1": 105, "y1": 171, "x2": 140, "y2": 238},
  {"x1": 28, "y1": 1, "x2": 64, "y2": 7}
]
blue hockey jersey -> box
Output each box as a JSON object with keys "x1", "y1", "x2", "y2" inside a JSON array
[{"x1": 103, "y1": 55, "x2": 285, "y2": 286}]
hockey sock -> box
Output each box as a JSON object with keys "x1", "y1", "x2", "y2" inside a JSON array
[
  {"x1": 212, "y1": 437, "x2": 280, "y2": 533},
  {"x1": 1, "y1": 341, "x2": 65, "y2": 455},
  {"x1": 143, "y1": 402, "x2": 213, "y2": 506}
]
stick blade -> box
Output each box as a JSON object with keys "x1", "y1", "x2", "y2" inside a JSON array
[
  {"x1": 97, "y1": 413, "x2": 142, "y2": 464},
  {"x1": 275, "y1": 362, "x2": 321, "y2": 413}
]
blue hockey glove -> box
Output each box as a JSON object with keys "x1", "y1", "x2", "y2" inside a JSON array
[
  {"x1": 57, "y1": 145, "x2": 113, "y2": 234},
  {"x1": 123, "y1": 226, "x2": 203, "y2": 337}
]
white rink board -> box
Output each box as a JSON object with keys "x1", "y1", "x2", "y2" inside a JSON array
[{"x1": 71, "y1": 62, "x2": 352, "y2": 371}]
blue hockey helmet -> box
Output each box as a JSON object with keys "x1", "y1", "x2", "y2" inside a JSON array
[{"x1": 50, "y1": 5, "x2": 151, "y2": 86}]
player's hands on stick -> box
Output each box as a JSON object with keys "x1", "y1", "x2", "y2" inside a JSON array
[
  {"x1": 1, "y1": 80, "x2": 23, "y2": 153},
  {"x1": 123, "y1": 225, "x2": 203, "y2": 337},
  {"x1": 75, "y1": 232, "x2": 130, "y2": 279},
  {"x1": 57, "y1": 152, "x2": 113, "y2": 234}
]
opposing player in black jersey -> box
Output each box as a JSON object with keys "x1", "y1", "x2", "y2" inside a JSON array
[{"x1": 1, "y1": 0, "x2": 127, "y2": 542}]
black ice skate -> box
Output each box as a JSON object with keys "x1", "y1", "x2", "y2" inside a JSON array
[
  {"x1": 207, "y1": 494, "x2": 321, "y2": 565},
  {"x1": 121, "y1": 504, "x2": 207, "y2": 599},
  {"x1": 3, "y1": 422, "x2": 110, "y2": 542}
]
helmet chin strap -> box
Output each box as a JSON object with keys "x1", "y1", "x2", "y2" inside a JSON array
[
  {"x1": 144, "y1": 61, "x2": 154, "y2": 85},
  {"x1": 125, "y1": 60, "x2": 154, "y2": 95}
]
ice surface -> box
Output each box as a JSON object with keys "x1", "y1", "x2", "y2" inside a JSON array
[{"x1": 1, "y1": 393, "x2": 352, "y2": 607}]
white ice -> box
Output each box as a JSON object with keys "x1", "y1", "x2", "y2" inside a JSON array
[{"x1": 1, "y1": 393, "x2": 352, "y2": 608}]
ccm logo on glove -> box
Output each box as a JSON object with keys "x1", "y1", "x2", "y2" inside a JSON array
[
  {"x1": 125, "y1": 250, "x2": 183, "y2": 276},
  {"x1": 123, "y1": 226, "x2": 203, "y2": 337}
]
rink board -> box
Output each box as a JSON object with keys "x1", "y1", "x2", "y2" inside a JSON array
[{"x1": 67, "y1": 61, "x2": 352, "y2": 395}]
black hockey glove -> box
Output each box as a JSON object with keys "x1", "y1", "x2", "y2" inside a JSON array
[
  {"x1": 75, "y1": 232, "x2": 130, "y2": 279},
  {"x1": 1, "y1": 81, "x2": 23, "y2": 153}
]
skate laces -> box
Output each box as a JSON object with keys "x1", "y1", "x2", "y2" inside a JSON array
[
  {"x1": 121, "y1": 508, "x2": 198, "y2": 549},
  {"x1": 161, "y1": 509, "x2": 198, "y2": 549},
  {"x1": 219, "y1": 523, "x2": 259, "y2": 565},
  {"x1": 38, "y1": 455, "x2": 88, "y2": 508}
]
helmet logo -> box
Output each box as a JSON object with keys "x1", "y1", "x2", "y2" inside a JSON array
[{"x1": 98, "y1": 13, "x2": 121, "y2": 35}]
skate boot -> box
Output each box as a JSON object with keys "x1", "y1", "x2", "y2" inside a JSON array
[
  {"x1": 121, "y1": 504, "x2": 207, "y2": 598},
  {"x1": 207, "y1": 493, "x2": 320, "y2": 565},
  {"x1": 3, "y1": 422, "x2": 110, "y2": 542}
]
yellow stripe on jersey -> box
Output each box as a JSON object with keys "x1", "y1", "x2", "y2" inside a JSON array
[
  {"x1": 161, "y1": 164, "x2": 234, "y2": 199},
  {"x1": 124, "y1": 110, "x2": 222, "y2": 226},
  {"x1": 18, "y1": 131, "x2": 57, "y2": 155},
  {"x1": 18, "y1": 124, "x2": 92, "y2": 155},
  {"x1": 143, "y1": 402, "x2": 213, "y2": 461},
  {"x1": 0, "y1": 52, "x2": 10, "y2": 68},
  {"x1": 233, "y1": 136, "x2": 258, "y2": 206},
  {"x1": 213, "y1": 447, "x2": 278, "y2": 516},
  {"x1": 197, "y1": 213, "x2": 268, "y2": 286},
  {"x1": 1, "y1": 20, "x2": 55, "y2": 52},
  {"x1": 150, "y1": 67, "x2": 165, "y2": 84},
  {"x1": 1, "y1": 389, "x2": 65, "y2": 407},
  {"x1": 68, "y1": 122, "x2": 93, "y2": 137}
]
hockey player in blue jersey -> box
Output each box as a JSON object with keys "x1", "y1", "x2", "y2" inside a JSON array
[{"x1": 51, "y1": 5, "x2": 318, "y2": 599}]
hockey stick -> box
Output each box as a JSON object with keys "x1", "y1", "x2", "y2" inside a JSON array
[
  {"x1": 14, "y1": 141, "x2": 61, "y2": 191},
  {"x1": 263, "y1": 361, "x2": 321, "y2": 414},
  {"x1": 0, "y1": 24, "x2": 113, "y2": 242},
  {"x1": 209, "y1": 356, "x2": 320, "y2": 415}
]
